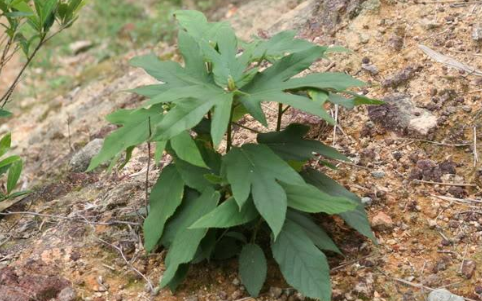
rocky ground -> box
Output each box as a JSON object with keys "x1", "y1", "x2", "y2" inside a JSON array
[{"x1": 1, "y1": 0, "x2": 482, "y2": 300}]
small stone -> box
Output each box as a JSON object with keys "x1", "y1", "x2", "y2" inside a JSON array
[
  {"x1": 371, "y1": 212, "x2": 393, "y2": 230},
  {"x1": 115, "y1": 295, "x2": 123, "y2": 301},
  {"x1": 294, "y1": 292, "x2": 305, "y2": 300},
  {"x1": 185, "y1": 296, "x2": 199, "y2": 301},
  {"x1": 58, "y1": 287, "x2": 77, "y2": 301},
  {"x1": 461, "y1": 260, "x2": 476, "y2": 279},
  {"x1": 69, "y1": 139, "x2": 104, "y2": 172},
  {"x1": 473, "y1": 25, "x2": 482, "y2": 41},
  {"x1": 371, "y1": 170, "x2": 385, "y2": 178},
  {"x1": 270, "y1": 287, "x2": 283, "y2": 298},
  {"x1": 218, "y1": 291, "x2": 228, "y2": 300},
  {"x1": 361, "y1": 197, "x2": 373, "y2": 205},
  {"x1": 232, "y1": 278, "x2": 240, "y2": 286},
  {"x1": 362, "y1": 63, "x2": 379, "y2": 75},
  {"x1": 428, "y1": 220, "x2": 437, "y2": 229},
  {"x1": 231, "y1": 290, "x2": 243, "y2": 299},
  {"x1": 428, "y1": 289, "x2": 464, "y2": 301}
]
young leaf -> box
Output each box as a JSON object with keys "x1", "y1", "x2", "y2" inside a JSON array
[
  {"x1": 257, "y1": 124, "x2": 349, "y2": 162},
  {"x1": 170, "y1": 131, "x2": 207, "y2": 168},
  {"x1": 0, "y1": 133, "x2": 12, "y2": 157},
  {"x1": 286, "y1": 210, "x2": 341, "y2": 254},
  {"x1": 160, "y1": 188, "x2": 220, "y2": 288},
  {"x1": 239, "y1": 244, "x2": 267, "y2": 297},
  {"x1": 173, "y1": 10, "x2": 231, "y2": 44},
  {"x1": 6, "y1": 159, "x2": 22, "y2": 194},
  {"x1": 251, "y1": 30, "x2": 317, "y2": 61},
  {"x1": 190, "y1": 197, "x2": 258, "y2": 229},
  {"x1": 223, "y1": 144, "x2": 305, "y2": 238},
  {"x1": 301, "y1": 168, "x2": 376, "y2": 242},
  {"x1": 272, "y1": 220, "x2": 331, "y2": 301},
  {"x1": 143, "y1": 165, "x2": 185, "y2": 252},
  {"x1": 281, "y1": 182, "x2": 357, "y2": 214},
  {"x1": 0, "y1": 155, "x2": 21, "y2": 169},
  {"x1": 238, "y1": 47, "x2": 340, "y2": 125}
]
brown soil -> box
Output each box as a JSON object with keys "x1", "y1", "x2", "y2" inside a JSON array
[{"x1": 1, "y1": 0, "x2": 482, "y2": 300}]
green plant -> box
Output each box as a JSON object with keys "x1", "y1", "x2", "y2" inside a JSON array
[
  {"x1": 0, "y1": 132, "x2": 30, "y2": 202},
  {"x1": 89, "y1": 10, "x2": 382, "y2": 300},
  {"x1": 0, "y1": 0, "x2": 86, "y2": 107}
]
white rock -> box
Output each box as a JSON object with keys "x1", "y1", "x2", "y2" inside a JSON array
[{"x1": 427, "y1": 289, "x2": 464, "y2": 301}]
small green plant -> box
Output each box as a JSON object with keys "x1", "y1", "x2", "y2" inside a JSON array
[
  {"x1": 0, "y1": 132, "x2": 29, "y2": 202},
  {"x1": 0, "y1": 0, "x2": 86, "y2": 107},
  {"x1": 89, "y1": 10, "x2": 382, "y2": 300}
]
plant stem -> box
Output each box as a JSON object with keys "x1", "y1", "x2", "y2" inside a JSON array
[
  {"x1": 251, "y1": 218, "x2": 264, "y2": 243},
  {"x1": 0, "y1": 34, "x2": 46, "y2": 108},
  {"x1": 276, "y1": 103, "x2": 283, "y2": 132},
  {"x1": 231, "y1": 122, "x2": 261, "y2": 134},
  {"x1": 227, "y1": 106, "x2": 234, "y2": 152},
  {"x1": 145, "y1": 117, "x2": 152, "y2": 215}
]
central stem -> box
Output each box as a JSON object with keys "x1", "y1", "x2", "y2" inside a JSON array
[{"x1": 226, "y1": 106, "x2": 234, "y2": 152}]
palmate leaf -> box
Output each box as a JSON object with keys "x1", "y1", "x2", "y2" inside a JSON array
[
  {"x1": 160, "y1": 188, "x2": 220, "y2": 289},
  {"x1": 222, "y1": 144, "x2": 305, "y2": 238},
  {"x1": 88, "y1": 105, "x2": 163, "y2": 171},
  {"x1": 301, "y1": 168, "x2": 376, "y2": 242},
  {"x1": 190, "y1": 197, "x2": 258, "y2": 229},
  {"x1": 238, "y1": 46, "x2": 364, "y2": 125},
  {"x1": 257, "y1": 124, "x2": 349, "y2": 162},
  {"x1": 131, "y1": 32, "x2": 234, "y2": 147},
  {"x1": 143, "y1": 165, "x2": 185, "y2": 252},
  {"x1": 272, "y1": 220, "x2": 331, "y2": 301},
  {"x1": 251, "y1": 30, "x2": 317, "y2": 61},
  {"x1": 174, "y1": 10, "x2": 231, "y2": 45},
  {"x1": 239, "y1": 244, "x2": 267, "y2": 297}
]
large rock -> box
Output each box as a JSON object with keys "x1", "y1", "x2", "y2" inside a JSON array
[
  {"x1": 368, "y1": 94, "x2": 438, "y2": 136},
  {"x1": 69, "y1": 138, "x2": 104, "y2": 172},
  {"x1": 427, "y1": 289, "x2": 464, "y2": 301}
]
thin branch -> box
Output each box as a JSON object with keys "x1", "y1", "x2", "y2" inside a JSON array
[
  {"x1": 97, "y1": 237, "x2": 155, "y2": 293},
  {"x1": 412, "y1": 180, "x2": 477, "y2": 187},
  {"x1": 0, "y1": 211, "x2": 140, "y2": 226}
]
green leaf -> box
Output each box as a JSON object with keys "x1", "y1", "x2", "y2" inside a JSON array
[
  {"x1": 239, "y1": 244, "x2": 267, "y2": 297},
  {"x1": 286, "y1": 210, "x2": 341, "y2": 254},
  {"x1": 160, "y1": 188, "x2": 220, "y2": 288},
  {"x1": 257, "y1": 124, "x2": 349, "y2": 162},
  {"x1": 7, "y1": 159, "x2": 22, "y2": 194},
  {"x1": 154, "y1": 140, "x2": 166, "y2": 165},
  {"x1": 272, "y1": 220, "x2": 331, "y2": 301},
  {"x1": 190, "y1": 197, "x2": 258, "y2": 229},
  {"x1": 88, "y1": 106, "x2": 163, "y2": 171},
  {"x1": 174, "y1": 156, "x2": 212, "y2": 192},
  {"x1": 301, "y1": 168, "x2": 376, "y2": 242},
  {"x1": 211, "y1": 94, "x2": 234, "y2": 147},
  {"x1": 166, "y1": 264, "x2": 189, "y2": 292},
  {"x1": 251, "y1": 30, "x2": 317, "y2": 61},
  {"x1": 223, "y1": 144, "x2": 305, "y2": 238},
  {"x1": 153, "y1": 96, "x2": 216, "y2": 141},
  {"x1": 143, "y1": 165, "x2": 185, "y2": 252},
  {"x1": 281, "y1": 182, "x2": 357, "y2": 214},
  {"x1": 0, "y1": 155, "x2": 21, "y2": 169},
  {"x1": 160, "y1": 189, "x2": 200, "y2": 248},
  {"x1": 0, "y1": 133, "x2": 12, "y2": 157},
  {"x1": 174, "y1": 10, "x2": 231, "y2": 44},
  {"x1": 170, "y1": 131, "x2": 207, "y2": 168},
  {"x1": 238, "y1": 47, "x2": 329, "y2": 124},
  {"x1": 0, "y1": 109, "x2": 12, "y2": 118}
]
